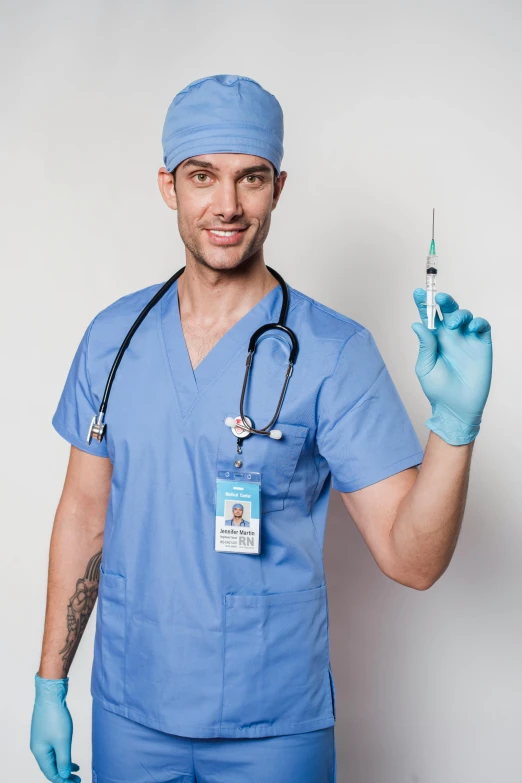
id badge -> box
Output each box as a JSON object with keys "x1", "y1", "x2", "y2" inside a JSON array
[{"x1": 215, "y1": 470, "x2": 261, "y2": 554}]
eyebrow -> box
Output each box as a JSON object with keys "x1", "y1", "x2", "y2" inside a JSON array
[{"x1": 180, "y1": 158, "x2": 273, "y2": 177}]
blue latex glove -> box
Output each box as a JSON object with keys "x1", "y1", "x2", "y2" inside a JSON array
[
  {"x1": 30, "y1": 673, "x2": 81, "y2": 782},
  {"x1": 411, "y1": 289, "x2": 492, "y2": 446}
]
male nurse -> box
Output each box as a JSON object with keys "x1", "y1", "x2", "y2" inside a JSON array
[
  {"x1": 225, "y1": 503, "x2": 249, "y2": 526},
  {"x1": 30, "y1": 74, "x2": 493, "y2": 783}
]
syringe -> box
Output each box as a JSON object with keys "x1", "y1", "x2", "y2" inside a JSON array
[{"x1": 426, "y1": 208, "x2": 443, "y2": 329}]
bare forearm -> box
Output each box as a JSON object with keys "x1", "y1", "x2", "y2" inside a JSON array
[
  {"x1": 38, "y1": 513, "x2": 103, "y2": 679},
  {"x1": 389, "y1": 431, "x2": 474, "y2": 589}
]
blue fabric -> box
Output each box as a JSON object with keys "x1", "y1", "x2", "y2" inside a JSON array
[
  {"x1": 52, "y1": 279, "x2": 424, "y2": 740},
  {"x1": 161, "y1": 74, "x2": 284, "y2": 176},
  {"x1": 225, "y1": 519, "x2": 249, "y2": 526},
  {"x1": 92, "y1": 699, "x2": 336, "y2": 783}
]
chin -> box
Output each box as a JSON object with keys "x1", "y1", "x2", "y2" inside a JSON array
[{"x1": 193, "y1": 253, "x2": 253, "y2": 273}]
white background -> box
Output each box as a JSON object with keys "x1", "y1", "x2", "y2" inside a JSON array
[{"x1": 2, "y1": 1, "x2": 521, "y2": 780}]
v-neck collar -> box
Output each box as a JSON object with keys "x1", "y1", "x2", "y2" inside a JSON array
[{"x1": 158, "y1": 276, "x2": 297, "y2": 421}]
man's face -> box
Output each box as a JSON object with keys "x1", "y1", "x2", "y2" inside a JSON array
[
  {"x1": 233, "y1": 506, "x2": 243, "y2": 518},
  {"x1": 158, "y1": 153, "x2": 287, "y2": 272}
]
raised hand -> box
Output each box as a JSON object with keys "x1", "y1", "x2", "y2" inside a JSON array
[{"x1": 411, "y1": 289, "x2": 493, "y2": 446}]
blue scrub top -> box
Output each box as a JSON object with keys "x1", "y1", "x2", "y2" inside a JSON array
[
  {"x1": 52, "y1": 279, "x2": 424, "y2": 739},
  {"x1": 225, "y1": 518, "x2": 250, "y2": 526}
]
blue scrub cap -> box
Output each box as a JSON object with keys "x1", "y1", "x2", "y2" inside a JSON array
[
  {"x1": 232, "y1": 503, "x2": 244, "y2": 510},
  {"x1": 161, "y1": 74, "x2": 284, "y2": 177}
]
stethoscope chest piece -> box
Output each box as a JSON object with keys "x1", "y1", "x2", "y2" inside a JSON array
[
  {"x1": 225, "y1": 415, "x2": 254, "y2": 439},
  {"x1": 87, "y1": 412, "x2": 105, "y2": 443}
]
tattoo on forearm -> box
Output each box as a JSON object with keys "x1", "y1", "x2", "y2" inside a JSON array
[{"x1": 59, "y1": 550, "x2": 102, "y2": 676}]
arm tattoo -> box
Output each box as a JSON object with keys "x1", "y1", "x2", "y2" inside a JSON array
[{"x1": 58, "y1": 550, "x2": 102, "y2": 677}]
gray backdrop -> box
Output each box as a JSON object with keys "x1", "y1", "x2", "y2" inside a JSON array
[{"x1": 3, "y1": 0, "x2": 520, "y2": 780}]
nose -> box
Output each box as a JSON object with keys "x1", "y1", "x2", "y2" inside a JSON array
[{"x1": 211, "y1": 180, "x2": 244, "y2": 222}]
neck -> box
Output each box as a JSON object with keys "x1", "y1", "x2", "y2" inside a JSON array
[{"x1": 177, "y1": 258, "x2": 279, "y2": 326}]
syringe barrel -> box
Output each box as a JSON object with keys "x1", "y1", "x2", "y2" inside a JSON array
[
  {"x1": 425, "y1": 265, "x2": 437, "y2": 329},
  {"x1": 426, "y1": 251, "x2": 437, "y2": 327},
  {"x1": 426, "y1": 253, "x2": 438, "y2": 273}
]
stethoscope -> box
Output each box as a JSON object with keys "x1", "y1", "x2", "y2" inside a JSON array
[{"x1": 86, "y1": 265, "x2": 299, "y2": 448}]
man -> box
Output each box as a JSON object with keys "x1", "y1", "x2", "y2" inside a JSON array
[
  {"x1": 225, "y1": 503, "x2": 250, "y2": 527},
  {"x1": 30, "y1": 74, "x2": 492, "y2": 783}
]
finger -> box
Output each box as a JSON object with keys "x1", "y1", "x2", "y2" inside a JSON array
[
  {"x1": 434, "y1": 291, "x2": 459, "y2": 313},
  {"x1": 445, "y1": 309, "x2": 474, "y2": 330},
  {"x1": 467, "y1": 316, "x2": 492, "y2": 344},
  {"x1": 55, "y1": 738, "x2": 73, "y2": 780},
  {"x1": 466, "y1": 316, "x2": 491, "y2": 333},
  {"x1": 63, "y1": 764, "x2": 81, "y2": 782},
  {"x1": 411, "y1": 321, "x2": 438, "y2": 376},
  {"x1": 33, "y1": 746, "x2": 60, "y2": 781},
  {"x1": 413, "y1": 288, "x2": 428, "y2": 326}
]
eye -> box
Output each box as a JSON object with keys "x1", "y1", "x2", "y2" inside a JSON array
[{"x1": 191, "y1": 173, "x2": 263, "y2": 184}]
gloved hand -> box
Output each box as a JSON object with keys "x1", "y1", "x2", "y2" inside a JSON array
[
  {"x1": 30, "y1": 673, "x2": 81, "y2": 782},
  {"x1": 411, "y1": 289, "x2": 493, "y2": 446}
]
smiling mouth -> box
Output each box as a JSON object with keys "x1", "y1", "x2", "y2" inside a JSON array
[
  {"x1": 205, "y1": 228, "x2": 248, "y2": 245},
  {"x1": 207, "y1": 228, "x2": 246, "y2": 236}
]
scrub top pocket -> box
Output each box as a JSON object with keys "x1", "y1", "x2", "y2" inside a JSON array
[
  {"x1": 217, "y1": 417, "x2": 309, "y2": 513},
  {"x1": 97, "y1": 566, "x2": 126, "y2": 706},
  {"x1": 221, "y1": 583, "x2": 333, "y2": 731}
]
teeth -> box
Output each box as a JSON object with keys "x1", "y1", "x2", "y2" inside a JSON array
[{"x1": 210, "y1": 230, "x2": 239, "y2": 236}]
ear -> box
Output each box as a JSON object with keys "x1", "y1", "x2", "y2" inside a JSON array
[
  {"x1": 158, "y1": 166, "x2": 178, "y2": 211},
  {"x1": 271, "y1": 170, "x2": 287, "y2": 210}
]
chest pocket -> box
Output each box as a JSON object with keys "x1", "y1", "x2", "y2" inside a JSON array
[{"x1": 217, "y1": 414, "x2": 309, "y2": 513}]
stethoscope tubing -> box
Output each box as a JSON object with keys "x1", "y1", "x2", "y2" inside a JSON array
[{"x1": 87, "y1": 265, "x2": 298, "y2": 444}]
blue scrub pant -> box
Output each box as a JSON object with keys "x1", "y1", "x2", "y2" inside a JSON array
[{"x1": 92, "y1": 698, "x2": 336, "y2": 783}]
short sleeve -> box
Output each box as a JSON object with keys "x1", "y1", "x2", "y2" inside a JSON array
[
  {"x1": 316, "y1": 328, "x2": 424, "y2": 492},
  {"x1": 51, "y1": 316, "x2": 109, "y2": 458}
]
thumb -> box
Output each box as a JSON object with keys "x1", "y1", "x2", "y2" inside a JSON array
[
  {"x1": 411, "y1": 321, "x2": 438, "y2": 377},
  {"x1": 55, "y1": 738, "x2": 72, "y2": 779}
]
